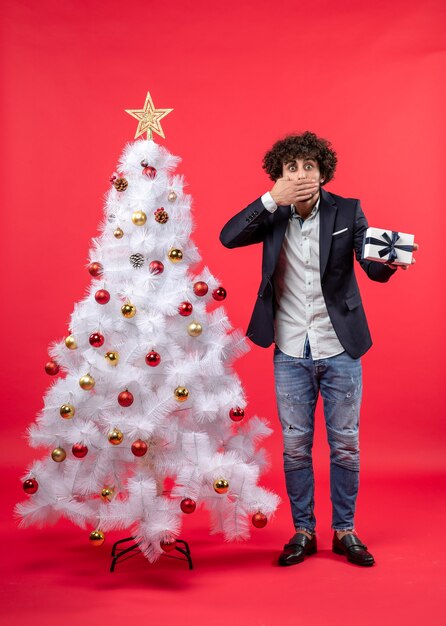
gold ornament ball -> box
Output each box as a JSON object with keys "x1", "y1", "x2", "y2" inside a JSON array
[
  {"x1": 168, "y1": 248, "x2": 183, "y2": 263},
  {"x1": 51, "y1": 447, "x2": 67, "y2": 462},
  {"x1": 174, "y1": 386, "x2": 189, "y2": 402},
  {"x1": 167, "y1": 191, "x2": 177, "y2": 202},
  {"x1": 89, "y1": 530, "x2": 105, "y2": 546},
  {"x1": 213, "y1": 478, "x2": 229, "y2": 494},
  {"x1": 132, "y1": 210, "x2": 147, "y2": 226},
  {"x1": 108, "y1": 428, "x2": 124, "y2": 445},
  {"x1": 121, "y1": 303, "x2": 136, "y2": 318},
  {"x1": 187, "y1": 321, "x2": 202, "y2": 337},
  {"x1": 65, "y1": 335, "x2": 77, "y2": 350},
  {"x1": 60, "y1": 403, "x2": 75, "y2": 419},
  {"x1": 79, "y1": 374, "x2": 95, "y2": 390},
  {"x1": 105, "y1": 351, "x2": 119, "y2": 366},
  {"x1": 101, "y1": 487, "x2": 114, "y2": 501},
  {"x1": 114, "y1": 227, "x2": 124, "y2": 239}
]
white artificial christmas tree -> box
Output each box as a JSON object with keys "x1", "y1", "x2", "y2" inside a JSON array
[{"x1": 15, "y1": 92, "x2": 280, "y2": 564}]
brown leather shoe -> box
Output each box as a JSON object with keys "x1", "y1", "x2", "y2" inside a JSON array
[
  {"x1": 332, "y1": 532, "x2": 375, "y2": 566},
  {"x1": 278, "y1": 532, "x2": 317, "y2": 566}
]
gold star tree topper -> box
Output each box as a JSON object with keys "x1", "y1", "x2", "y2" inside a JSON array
[{"x1": 125, "y1": 91, "x2": 173, "y2": 140}]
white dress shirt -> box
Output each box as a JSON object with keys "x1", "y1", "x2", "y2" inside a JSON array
[{"x1": 261, "y1": 191, "x2": 344, "y2": 359}]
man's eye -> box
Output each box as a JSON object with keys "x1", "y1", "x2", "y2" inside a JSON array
[
  {"x1": 289, "y1": 165, "x2": 296, "y2": 171},
  {"x1": 304, "y1": 164, "x2": 313, "y2": 170}
]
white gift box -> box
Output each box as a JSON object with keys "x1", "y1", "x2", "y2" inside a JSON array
[{"x1": 362, "y1": 227, "x2": 415, "y2": 266}]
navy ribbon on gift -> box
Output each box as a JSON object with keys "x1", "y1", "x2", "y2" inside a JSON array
[{"x1": 364, "y1": 231, "x2": 414, "y2": 263}]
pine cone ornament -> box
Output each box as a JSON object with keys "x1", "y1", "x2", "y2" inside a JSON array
[
  {"x1": 154, "y1": 208, "x2": 169, "y2": 224},
  {"x1": 113, "y1": 177, "x2": 128, "y2": 192},
  {"x1": 130, "y1": 253, "x2": 145, "y2": 268}
]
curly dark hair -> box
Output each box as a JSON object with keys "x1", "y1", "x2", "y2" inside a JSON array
[{"x1": 262, "y1": 131, "x2": 337, "y2": 185}]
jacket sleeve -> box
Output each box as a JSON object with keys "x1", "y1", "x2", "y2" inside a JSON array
[
  {"x1": 354, "y1": 199, "x2": 397, "y2": 283},
  {"x1": 219, "y1": 197, "x2": 273, "y2": 249}
]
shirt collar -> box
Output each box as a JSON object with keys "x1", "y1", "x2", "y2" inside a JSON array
[{"x1": 291, "y1": 196, "x2": 321, "y2": 220}]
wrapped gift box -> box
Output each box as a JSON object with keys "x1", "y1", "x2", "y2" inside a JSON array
[{"x1": 362, "y1": 227, "x2": 415, "y2": 266}]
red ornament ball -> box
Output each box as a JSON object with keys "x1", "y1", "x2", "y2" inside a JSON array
[
  {"x1": 149, "y1": 260, "x2": 164, "y2": 275},
  {"x1": 95, "y1": 289, "x2": 110, "y2": 304},
  {"x1": 145, "y1": 351, "x2": 161, "y2": 367},
  {"x1": 212, "y1": 287, "x2": 227, "y2": 301},
  {"x1": 89, "y1": 332, "x2": 104, "y2": 348},
  {"x1": 118, "y1": 390, "x2": 134, "y2": 407},
  {"x1": 45, "y1": 360, "x2": 59, "y2": 376},
  {"x1": 23, "y1": 478, "x2": 38, "y2": 494},
  {"x1": 229, "y1": 407, "x2": 245, "y2": 422},
  {"x1": 193, "y1": 281, "x2": 208, "y2": 297},
  {"x1": 88, "y1": 262, "x2": 103, "y2": 277},
  {"x1": 143, "y1": 166, "x2": 157, "y2": 179},
  {"x1": 180, "y1": 498, "x2": 197, "y2": 514},
  {"x1": 178, "y1": 301, "x2": 193, "y2": 316},
  {"x1": 252, "y1": 512, "x2": 268, "y2": 528},
  {"x1": 72, "y1": 443, "x2": 88, "y2": 458},
  {"x1": 131, "y1": 440, "x2": 148, "y2": 457},
  {"x1": 160, "y1": 538, "x2": 177, "y2": 552}
]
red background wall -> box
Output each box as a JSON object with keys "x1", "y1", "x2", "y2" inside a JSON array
[
  {"x1": 2, "y1": 0, "x2": 444, "y2": 470},
  {"x1": 1, "y1": 1, "x2": 445, "y2": 622}
]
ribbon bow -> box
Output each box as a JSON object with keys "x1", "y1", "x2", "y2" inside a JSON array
[{"x1": 364, "y1": 231, "x2": 414, "y2": 264}]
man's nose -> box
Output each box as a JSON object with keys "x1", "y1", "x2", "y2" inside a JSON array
[{"x1": 297, "y1": 169, "x2": 307, "y2": 179}]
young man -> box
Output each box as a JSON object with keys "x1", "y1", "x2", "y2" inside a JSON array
[{"x1": 219, "y1": 131, "x2": 417, "y2": 567}]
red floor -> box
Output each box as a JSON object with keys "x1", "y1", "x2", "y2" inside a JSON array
[{"x1": 3, "y1": 467, "x2": 445, "y2": 626}]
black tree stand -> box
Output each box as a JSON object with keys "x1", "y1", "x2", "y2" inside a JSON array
[{"x1": 110, "y1": 536, "x2": 193, "y2": 572}]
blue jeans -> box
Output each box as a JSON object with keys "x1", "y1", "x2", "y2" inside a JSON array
[{"x1": 273, "y1": 345, "x2": 362, "y2": 534}]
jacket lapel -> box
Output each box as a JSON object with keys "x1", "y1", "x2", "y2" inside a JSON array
[{"x1": 319, "y1": 188, "x2": 337, "y2": 280}]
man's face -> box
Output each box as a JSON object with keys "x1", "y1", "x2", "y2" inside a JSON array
[{"x1": 281, "y1": 157, "x2": 324, "y2": 185}]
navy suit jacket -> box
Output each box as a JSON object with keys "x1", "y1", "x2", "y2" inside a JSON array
[{"x1": 219, "y1": 187, "x2": 396, "y2": 359}]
